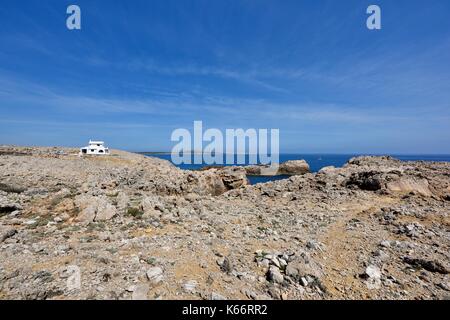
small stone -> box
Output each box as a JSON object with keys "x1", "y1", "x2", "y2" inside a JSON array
[
  {"x1": 437, "y1": 282, "x2": 450, "y2": 291},
  {"x1": 306, "y1": 240, "x2": 321, "y2": 250},
  {"x1": 60, "y1": 213, "x2": 71, "y2": 222},
  {"x1": 364, "y1": 265, "x2": 382, "y2": 290},
  {"x1": 271, "y1": 258, "x2": 281, "y2": 268},
  {"x1": 300, "y1": 277, "x2": 308, "y2": 287},
  {"x1": 365, "y1": 265, "x2": 381, "y2": 278},
  {"x1": 132, "y1": 284, "x2": 149, "y2": 300},
  {"x1": 9, "y1": 210, "x2": 21, "y2": 217},
  {"x1": 380, "y1": 240, "x2": 391, "y2": 248},
  {"x1": 268, "y1": 266, "x2": 284, "y2": 284},
  {"x1": 211, "y1": 292, "x2": 227, "y2": 300},
  {"x1": 218, "y1": 257, "x2": 233, "y2": 273},
  {"x1": 146, "y1": 267, "x2": 164, "y2": 285},
  {"x1": 183, "y1": 280, "x2": 198, "y2": 292},
  {"x1": 267, "y1": 286, "x2": 281, "y2": 299},
  {"x1": 259, "y1": 259, "x2": 270, "y2": 268},
  {"x1": 65, "y1": 265, "x2": 81, "y2": 292}
]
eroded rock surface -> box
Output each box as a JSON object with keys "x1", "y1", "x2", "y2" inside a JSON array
[{"x1": 0, "y1": 146, "x2": 449, "y2": 300}]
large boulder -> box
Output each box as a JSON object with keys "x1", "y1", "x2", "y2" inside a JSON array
[
  {"x1": 140, "y1": 195, "x2": 165, "y2": 218},
  {"x1": 74, "y1": 195, "x2": 117, "y2": 223},
  {"x1": 244, "y1": 160, "x2": 311, "y2": 177},
  {"x1": 244, "y1": 164, "x2": 281, "y2": 176},
  {"x1": 318, "y1": 166, "x2": 337, "y2": 174},
  {"x1": 345, "y1": 167, "x2": 432, "y2": 197},
  {"x1": 277, "y1": 160, "x2": 310, "y2": 176},
  {"x1": 198, "y1": 167, "x2": 249, "y2": 196},
  {"x1": 345, "y1": 171, "x2": 384, "y2": 191},
  {"x1": 75, "y1": 203, "x2": 97, "y2": 223},
  {"x1": 244, "y1": 165, "x2": 262, "y2": 176},
  {"x1": 198, "y1": 173, "x2": 227, "y2": 196},
  {"x1": 386, "y1": 177, "x2": 432, "y2": 197},
  {"x1": 95, "y1": 197, "x2": 118, "y2": 221},
  {"x1": 218, "y1": 167, "x2": 249, "y2": 190}
]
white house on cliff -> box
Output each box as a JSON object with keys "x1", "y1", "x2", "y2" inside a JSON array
[{"x1": 80, "y1": 140, "x2": 110, "y2": 155}]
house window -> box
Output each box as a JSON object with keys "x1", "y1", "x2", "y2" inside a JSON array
[
  {"x1": 91, "y1": 149, "x2": 95, "y2": 152},
  {"x1": 99, "y1": 150, "x2": 104, "y2": 153}
]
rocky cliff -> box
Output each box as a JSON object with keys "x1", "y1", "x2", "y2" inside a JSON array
[{"x1": 0, "y1": 146, "x2": 449, "y2": 300}]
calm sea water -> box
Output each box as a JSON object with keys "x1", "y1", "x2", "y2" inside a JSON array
[{"x1": 144, "y1": 153, "x2": 450, "y2": 185}]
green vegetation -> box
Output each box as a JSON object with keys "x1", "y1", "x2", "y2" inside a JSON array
[{"x1": 127, "y1": 207, "x2": 144, "y2": 219}]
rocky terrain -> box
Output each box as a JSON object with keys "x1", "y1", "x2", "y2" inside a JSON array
[
  {"x1": 0, "y1": 146, "x2": 449, "y2": 300},
  {"x1": 244, "y1": 159, "x2": 310, "y2": 176}
]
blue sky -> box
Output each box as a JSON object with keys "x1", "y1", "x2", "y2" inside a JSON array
[{"x1": 0, "y1": 0, "x2": 449, "y2": 153}]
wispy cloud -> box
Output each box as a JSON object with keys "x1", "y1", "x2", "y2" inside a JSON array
[{"x1": 1, "y1": 72, "x2": 448, "y2": 127}]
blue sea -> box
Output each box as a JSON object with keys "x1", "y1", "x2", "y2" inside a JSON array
[{"x1": 144, "y1": 153, "x2": 450, "y2": 185}]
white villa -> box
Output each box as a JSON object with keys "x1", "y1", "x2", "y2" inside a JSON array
[{"x1": 80, "y1": 140, "x2": 110, "y2": 155}]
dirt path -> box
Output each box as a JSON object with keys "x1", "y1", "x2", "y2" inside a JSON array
[{"x1": 318, "y1": 197, "x2": 399, "y2": 299}]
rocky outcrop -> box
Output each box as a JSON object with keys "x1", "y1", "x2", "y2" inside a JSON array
[
  {"x1": 345, "y1": 171, "x2": 385, "y2": 191},
  {"x1": 198, "y1": 167, "x2": 249, "y2": 196},
  {"x1": 74, "y1": 195, "x2": 117, "y2": 223},
  {"x1": 0, "y1": 147, "x2": 449, "y2": 301},
  {"x1": 243, "y1": 160, "x2": 310, "y2": 176},
  {"x1": 343, "y1": 157, "x2": 434, "y2": 197},
  {"x1": 277, "y1": 160, "x2": 310, "y2": 175},
  {"x1": 243, "y1": 165, "x2": 262, "y2": 176},
  {"x1": 218, "y1": 167, "x2": 249, "y2": 190},
  {"x1": 386, "y1": 177, "x2": 432, "y2": 196}
]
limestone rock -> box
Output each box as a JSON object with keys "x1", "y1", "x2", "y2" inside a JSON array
[
  {"x1": 131, "y1": 284, "x2": 149, "y2": 300},
  {"x1": 0, "y1": 229, "x2": 17, "y2": 243},
  {"x1": 75, "y1": 204, "x2": 97, "y2": 223},
  {"x1": 140, "y1": 195, "x2": 164, "y2": 217},
  {"x1": 183, "y1": 280, "x2": 197, "y2": 292},
  {"x1": 363, "y1": 265, "x2": 382, "y2": 290},
  {"x1": 95, "y1": 197, "x2": 118, "y2": 221},
  {"x1": 277, "y1": 160, "x2": 310, "y2": 175},
  {"x1": 116, "y1": 192, "x2": 130, "y2": 211},
  {"x1": 1, "y1": 146, "x2": 450, "y2": 300},
  {"x1": 146, "y1": 267, "x2": 164, "y2": 285},
  {"x1": 74, "y1": 195, "x2": 117, "y2": 223},
  {"x1": 386, "y1": 178, "x2": 432, "y2": 197},
  {"x1": 267, "y1": 266, "x2": 284, "y2": 284}
]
